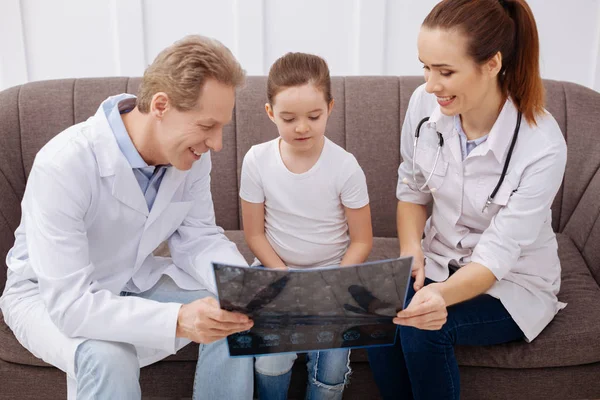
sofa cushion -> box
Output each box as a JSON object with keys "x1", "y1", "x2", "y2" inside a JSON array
[
  {"x1": 455, "y1": 233, "x2": 600, "y2": 368},
  {"x1": 3, "y1": 233, "x2": 598, "y2": 370},
  {"x1": 0, "y1": 312, "x2": 50, "y2": 367}
]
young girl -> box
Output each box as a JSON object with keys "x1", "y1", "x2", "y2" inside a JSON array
[
  {"x1": 240, "y1": 52, "x2": 373, "y2": 399},
  {"x1": 368, "y1": 1, "x2": 567, "y2": 399}
]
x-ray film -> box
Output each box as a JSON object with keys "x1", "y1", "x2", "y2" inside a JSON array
[{"x1": 212, "y1": 257, "x2": 413, "y2": 357}]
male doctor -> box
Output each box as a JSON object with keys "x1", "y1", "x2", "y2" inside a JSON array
[{"x1": 0, "y1": 35, "x2": 255, "y2": 399}]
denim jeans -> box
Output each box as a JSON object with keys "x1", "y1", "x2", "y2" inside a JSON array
[
  {"x1": 255, "y1": 349, "x2": 351, "y2": 400},
  {"x1": 74, "y1": 275, "x2": 254, "y2": 400},
  {"x1": 367, "y1": 278, "x2": 524, "y2": 400}
]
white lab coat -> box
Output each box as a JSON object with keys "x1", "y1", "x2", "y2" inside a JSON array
[
  {"x1": 0, "y1": 96, "x2": 247, "y2": 378},
  {"x1": 396, "y1": 84, "x2": 567, "y2": 341}
]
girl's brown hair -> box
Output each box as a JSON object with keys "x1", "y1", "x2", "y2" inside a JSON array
[
  {"x1": 267, "y1": 52, "x2": 332, "y2": 105},
  {"x1": 423, "y1": 0, "x2": 544, "y2": 125}
]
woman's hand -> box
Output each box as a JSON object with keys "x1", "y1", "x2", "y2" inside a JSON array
[
  {"x1": 393, "y1": 283, "x2": 447, "y2": 330},
  {"x1": 402, "y1": 245, "x2": 426, "y2": 291}
]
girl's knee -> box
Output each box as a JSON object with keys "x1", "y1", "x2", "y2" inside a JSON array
[
  {"x1": 308, "y1": 350, "x2": 352, "y2": 387},
  {"x1": 255, "y1": 353, "x2": 298, "y2": 376}
]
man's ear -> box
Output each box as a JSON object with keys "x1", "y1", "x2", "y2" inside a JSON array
[
  {"x1": 327, "y1": 99, "x2": 335, "y2": 117},
  {"x1": 265, "y1": 103, "x2": 276, "y2": 123},
  {"x1": 151, "y1": 92, "x2": 170, "y2": 119}
]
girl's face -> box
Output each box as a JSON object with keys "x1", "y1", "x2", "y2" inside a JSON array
[
  {"x1": 266, "y1": 83, "x2": 334, "y2": 154},
  {"x1": 417, "y1": 27, "x2": 501, "y2": 117}
]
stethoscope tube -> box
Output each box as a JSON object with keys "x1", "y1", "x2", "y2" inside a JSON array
[
  {"x1": 482, "y1": 112, "x2": 522, "y2": 212},
  {"x1": 411, "y1": 117, "x2": 444, "y2": 192},
  {"x1": 408, "y1": 112, "x2": 522, "y2": 212}
]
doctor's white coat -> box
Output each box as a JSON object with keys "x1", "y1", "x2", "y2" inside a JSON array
[{"x1": 0, "y1": 96, "x2": 247, "y2": 377}]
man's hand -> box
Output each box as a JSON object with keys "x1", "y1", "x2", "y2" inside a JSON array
[
  {"x1": 176, "y1": 297, "x2": 253, "y2": 344},
  {"x1": 402, "y1": 246, "x2": 425, "y2": 291},
  {"x1": 393, "y1": 283, "x2": 447, "y2": 330}
]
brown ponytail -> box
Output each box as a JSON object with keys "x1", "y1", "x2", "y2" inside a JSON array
[{"x1": 423, "y1": 0, "x2": 544, "y2": 125}]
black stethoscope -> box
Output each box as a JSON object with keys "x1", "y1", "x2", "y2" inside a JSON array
[{"x1": 403, "y1": 112, "x2": 522, "y2": 212}]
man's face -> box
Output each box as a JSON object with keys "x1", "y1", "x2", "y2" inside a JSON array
[{"x1": 155, "y1": 79, "x2": 235, "y2": 171}]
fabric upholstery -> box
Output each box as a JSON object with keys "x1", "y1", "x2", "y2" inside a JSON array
[{"x1": 1, "y1": 77, "x2": 599, "y2": 399}]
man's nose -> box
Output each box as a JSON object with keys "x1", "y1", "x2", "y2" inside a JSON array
[{"x1": 208, "y1": 131, "x2": 223, "y2": 152}]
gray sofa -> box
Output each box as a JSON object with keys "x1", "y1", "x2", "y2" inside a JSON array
[{"x1": 0, "y1": 76, "x2": 599, "y2": 400}]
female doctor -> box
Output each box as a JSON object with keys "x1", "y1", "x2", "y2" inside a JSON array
[{"x1": 367, "y1": 0, "x2": 567, "y2": 399}]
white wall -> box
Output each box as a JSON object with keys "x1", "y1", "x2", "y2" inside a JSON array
[{"x1": 1, "y1": 0, "x2": 599, "y2": 92}]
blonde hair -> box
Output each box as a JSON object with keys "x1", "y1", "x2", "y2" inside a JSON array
[{"x1": 137, "y1": 35, "x2": 245, "y2": 113}]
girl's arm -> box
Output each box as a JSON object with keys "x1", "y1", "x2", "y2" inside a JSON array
[
  {"x1": 340, "y1": 204, "x2": 373, "y2": 266},
  {"x1": 241, "y1": 199, "x2": 287, "y2": 269}
]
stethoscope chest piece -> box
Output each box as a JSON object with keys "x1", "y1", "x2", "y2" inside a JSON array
[{"x1": 405, "y1": 112, "x2": 522, "y2": 213}]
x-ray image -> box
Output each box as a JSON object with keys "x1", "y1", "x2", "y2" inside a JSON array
[{"x1": 212, "y1": 257, "x2": 413, "y2": 357}]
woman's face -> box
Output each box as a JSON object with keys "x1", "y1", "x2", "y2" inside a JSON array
[{"x1": 417, "y1": 27, "x2": 500, "y2": 117}]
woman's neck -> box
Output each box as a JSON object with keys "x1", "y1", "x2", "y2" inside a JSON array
[{"x1": 460, "y1": 84, "x2": 504, "y2": 141}]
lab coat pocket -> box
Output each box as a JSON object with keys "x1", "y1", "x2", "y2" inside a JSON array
[
  {"x1": 414, "y1": 146, "x2": 448, "y2": 192},
  {"x1": 479, "y1": 176, "x2": 517, "y2": 215}
]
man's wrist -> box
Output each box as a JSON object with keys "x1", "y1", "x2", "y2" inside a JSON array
[{"x1": 175, "y1": 304, "x2": 187, "y2": 339}]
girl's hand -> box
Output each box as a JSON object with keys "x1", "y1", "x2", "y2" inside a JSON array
[
  {"x1": 402, "y1": 246, "x2": 425, "y2": 291},
  {"x1": 393, "y1": 283, "x2": 447, "y2": 330}
]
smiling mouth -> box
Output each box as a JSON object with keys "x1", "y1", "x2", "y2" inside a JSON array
[{"x1": 190, "y1": 147, "x2": 202, "y2": 156}]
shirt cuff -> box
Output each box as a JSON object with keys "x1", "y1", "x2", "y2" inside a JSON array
[
  {"x1": 396, "y1": 181, "x2": 432, "y2": 205},
  {"x1": 164, "y1": 302, "x2": 184, "y2": 354}
]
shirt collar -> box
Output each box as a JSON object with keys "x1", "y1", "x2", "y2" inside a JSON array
[
  {"x1": 104, "y1": 94, "x2": 149, "y2": 169},
  {"x1": 426, "y1": 105, "x2": 455, "y2": 138},
  {"x1": 486, "y1": 97, "x2": 520, "y2": 163},
  {"x1": 428, "y1": 97, "x2": 520, "y2": 163},
  {"x1": 454, "y1": 115, "x2": 489, "y2": 145}
]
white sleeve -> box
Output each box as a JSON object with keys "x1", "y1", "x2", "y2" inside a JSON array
[
  {"x1": 340, "y1": 156, "x2": 370, "y2": 209},
  {"x1": 396, "y1": 86, "x2": 434, "y2": 205},
  {"x1": 239, "y1": 147, "x2": 265, "y2": 203},
  {"x1": 25, "y1": 160, "x2": 181, "y2": 353},
  {"x1": 169, "y1": 152, "x2": 248, "y2": 294},
  {"x1": 472, "y1": 137, "x2": 567, "y2": 280}
]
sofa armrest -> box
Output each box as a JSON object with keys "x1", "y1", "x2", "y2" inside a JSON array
[{"x1": 563, "y1": 167, "x2": 600, "y2": 286}]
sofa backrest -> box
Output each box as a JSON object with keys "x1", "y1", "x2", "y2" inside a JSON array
[{"x1": 0, "y1": 77, "x2": 599, "y2": 292}]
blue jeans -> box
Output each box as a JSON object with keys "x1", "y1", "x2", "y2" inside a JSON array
[
  {"x1": 367, "y1": 278, "x2": 524, "y2": 400},
  {"x1": 74, "y1": 275, "x2": 253, "y2": 400},
  {"x1": 255, "y1": 349, "x2": 351, "y2": 400}
]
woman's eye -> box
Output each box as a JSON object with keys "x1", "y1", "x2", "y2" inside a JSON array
[
  {"x1": 422, "y1": 65, "x2": 430, "y2": 71},
  {"x1": 440, "y1": 71, "x2": 454, "y2": 77}
]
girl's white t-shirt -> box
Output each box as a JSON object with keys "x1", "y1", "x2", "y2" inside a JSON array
[{"x1": 240, "y1": 137, "x2": 369, "y2": 268}]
